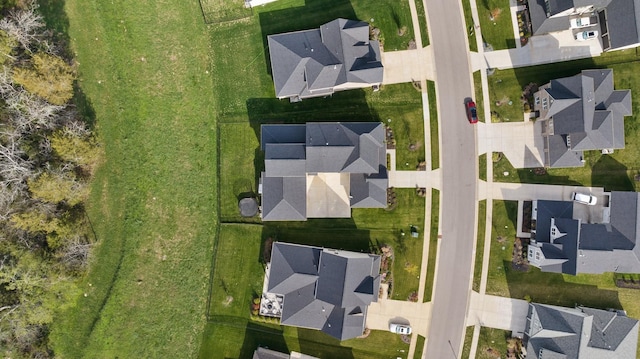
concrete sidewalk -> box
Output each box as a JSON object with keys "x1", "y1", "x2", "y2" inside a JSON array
[{"x1": 388, "y1": 169, "x2": 441, "y2": 190}]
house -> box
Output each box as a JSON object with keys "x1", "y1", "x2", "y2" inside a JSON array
[
  {"x1": 526, "y1": 191, "x2": 640, "y2": 275},
  {"x1": 259, "y1": 122, "x2": 387, "y2": 221},
  {"x1": 524, "y1": 303, "x2": 639, "y2": 358},
  {"x1": 261, "y1": 242, "x2": 381, "y2": 341},
  {"x1": 267, "y1": 18, "x2": 383, "y2": 102},
  {"x1": 253, "y1": 347, "x2": 318, "y2": 359},
  {"x1": 527, "y1": 0, "x2": 640, "y2": 51},
  {"x1": 533, "y1": 69, "x2": 632, "y2": 168}
]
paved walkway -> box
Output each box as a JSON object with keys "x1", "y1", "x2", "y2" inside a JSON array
[
  {"x1": 467, "y1": 292, "x2": 529, "y2": 335},
  {"x1": 388, "y1": 169, "x2": 441, "y2": 190}
]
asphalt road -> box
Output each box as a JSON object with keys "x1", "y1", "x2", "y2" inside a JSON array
[{"x1": 422, "y1": 0, "x2": 478, "y2": 357}]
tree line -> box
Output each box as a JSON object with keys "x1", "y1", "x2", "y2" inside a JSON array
[{"x1": 0, "y1": 2, "x2": 100, "y2": 357}]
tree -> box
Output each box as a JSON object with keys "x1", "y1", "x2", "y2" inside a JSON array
[
  {"x1": 9, "y1": 209, "x2": 73, "y2": 249},
  {"x1": 12, "y1": 52, "x2": 75, "y2": 105},
  {"x1": 0, "y1": 29, "x2": 17, "y2": 65},
  {"x1": 0, "y1": 5, "x2": 43, "y2": 52},
  {"x1": 28, "y1": 171, "x2": 88, "y2": 206},
  {"x1": 51, "y1": 130, "x2": 100, "y2": 169}
]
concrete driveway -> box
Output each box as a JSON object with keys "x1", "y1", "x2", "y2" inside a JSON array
[
  {"x1": 477, "y1": 120, "x2": 545, "y2": 168},
  {"x1": 466, "y1": 292, "x2": 529, "y2": 336},
  {"x1": 381, "y1": 47, "x2": 436, "y2": 84},
  {"x1": 365, "y1": 299, "x2": 432, "y2": 336}
]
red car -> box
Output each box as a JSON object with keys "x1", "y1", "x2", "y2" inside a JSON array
[{"x1": 465, "y1": 100, "x2": 478, "y2": 123}]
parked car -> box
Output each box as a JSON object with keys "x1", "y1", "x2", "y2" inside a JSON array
[
  {"x1": 575, "y1": 30, "x2": 598, "y2": 41},
  {"x1": 570, "y1": 16, "x2": 591, "y2": 29},
  {"x1": 572, "y1": 192, "x2": 597, "y2": 205},
  {"x1": 389, "y1": 323, "x2": 412, "y2": 335},
  {"x1": 465, "y1": 100, "x2": 478, "y2": 123}
]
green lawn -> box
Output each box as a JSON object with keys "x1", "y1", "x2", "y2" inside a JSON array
[
  {"x1": 414, "y1": 335, "x2": 425, "y2": 359},
  {"x1": 199, "y1": 0, "x2": 252, "y2": 23},
  {"x1": 460, "y1": 326, "x2": 474, "y2": 359},
  {"x1": 479, "y1": 154, "x2": 487, "y2": 181},
  {"x1": 487, "y1": 201, "x2": 640, "y2": 337},
  {"x1": 427, "y1": 80, "x2": 439, "y2": 169},
  {"x1": 473, "y1": 200, "x2": 487, "y2": 292},
  {"x1": 477, "y1": 0, "x2": 515, "y2": 50},
  {"x1": 477, "y1": 327, "x2": 509, "y2": 359},
  {"x1": 199, "y1": 319, "x2": 410, "y2": 359},
  {"x1": 414, "y1": 0, "x2": 429, "y2": 47},
  {"x1": 423, "y1": 189, "x2": 440, "y2": 302},
  {"x1": 48, "y1": 0, "x2": 217, "y2": 357},
  {"x1": 461, "y1": 0, "x2": 478, "y2": 52},
  {"x1": 473, "y1": 71, "x2": 485, "y2": 122}
]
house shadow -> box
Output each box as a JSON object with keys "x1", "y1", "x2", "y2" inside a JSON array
[
  {"x1": 591, "y1": 155, "x2": 635, "y2": 191},
  {"x1": 238, "y1": 321, "x2": 289, "y2": 359},
  {"x1": 502, "y1": 260, "x2": 623, "y2": 310},
  {"x1": 257, "y1": 0, "x2": 358, "y2": 76},
  {"x1": 510, "y1": 54, "x2": 598, "y2": 91},
  {"x1": 297, "y1": 327, "x2": 355, "y2": 359},
  {"x1": 259, "y1": 221, "x2": 376, "y2": 266}
]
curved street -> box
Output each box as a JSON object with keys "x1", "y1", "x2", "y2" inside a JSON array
[{"x1": 422, "y1": 0, "x2": 478, "y2": 357}]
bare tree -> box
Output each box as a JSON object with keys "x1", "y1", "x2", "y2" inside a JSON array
[
  {"x1": 58, "y1": 235, "x2": 92, "y2": 271},
  {"x1": 0, "y1": 4, "x2": 44, "y2": 52}
]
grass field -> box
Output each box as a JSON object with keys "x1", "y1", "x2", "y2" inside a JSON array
[
  {"x1": 487, "y1": 200, "x2": 640, "y2": 348},
  {"x1": 199, "y1": 0, "x2": 252, "y2": 23},
  {"x1": 477, "y1": 0, "x2": 515, "y2": 50},
  {"x1": 47, "y1": 0, "x2": 217, "y2": 357}
]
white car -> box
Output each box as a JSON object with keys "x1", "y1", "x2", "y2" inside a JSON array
[
  {"x1": 570, "y1": 17, "x2": 591, "y2": 29},
  {"x1": 572, "y1": 192, "x2": 597, "y2": 205},
  {"x1": 389, "y1": 323, "x2": 412, "y2": 335},
  {"x1": 575, "y1": 30, "x2": 598, "y2": 41}
]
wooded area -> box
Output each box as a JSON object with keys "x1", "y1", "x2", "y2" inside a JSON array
[{"x1": 0, "y1": 2, "x2": 100, "y2": 357}]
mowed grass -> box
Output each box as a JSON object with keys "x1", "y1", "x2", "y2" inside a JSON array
[
  {"x1": 199, "y1": 319, "x2": 410, "y2": 359},
  {"x1": 473, "y1": 71, "x2": 485, "y2": 122},
  {"x1": 477, "y1": 327, "x2": 509, "y2": 359},
  {"x1": 48, "y1": 0, "x2": 217, "y2": 358},
  {"x1": 477, "y1": 0, "x2": 515, "y2": 50},
  {"x1": 473, "y1": 200, "x2": 487, "y2": 292},
  {"x1": 460, "y1": 325, "x2": 474, "y2": 359},
  {"x1": 461, "y1": 0, "x2": 478, "y2": 52},
  {"x1": 487, "y1": 201, "x2": 640, "y2": 342},
  {"x1": 423, "y1": 189, "x2": 439, "y2": 302},
  {"x1": 199, "y1": 0, "x2": 252, "y2": 23},
  {"x1": 427, "y1": 80, "x2": 439, "y2": 169}
]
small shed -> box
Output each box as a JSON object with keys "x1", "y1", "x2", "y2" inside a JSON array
[{"x1": 239, "y1": 197, "x2": 259, "y2": 217}]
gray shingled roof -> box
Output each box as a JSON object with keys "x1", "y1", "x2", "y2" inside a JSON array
[
  {"x1": 530, "y1": 193, "x2": 640, "y2": 275},
  {"x1": 525, "y1": 303, "x2": 639, "y2": 359},
  {"x1": 535, "y1": 70, "x2": 632, "y2": 168},
  {"x1": 267, "y1": 19, "x2": 383, "y2": 100},
  {"x1": 265, "y1": 242, "x2": 380, "y2": 340},
  {"x1": 260, "y1": 122, "x2": 387, "y2": 221},
  {"x1": 253, "y1": 347, "x2": 291, "y2": 359},
  {"x1": 261, "y1": 174, "x2": 307, "y2": 221},
  {"x1": 605, "y1": 0, "x2": 640, "y2": 50}
]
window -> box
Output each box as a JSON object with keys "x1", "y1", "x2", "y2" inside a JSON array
[
  {"x1": 535, "y1": 252, "x2": 540, "y2": 260},
  {"x1": 535, "y1": 96, "x2": 540, "y2": 105},
  {"x1": 542, "y1": 98, "x2": 548, "y2": 110}
]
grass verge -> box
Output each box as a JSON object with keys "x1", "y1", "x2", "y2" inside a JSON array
[
  {"x1": 473, "y1": 200, "x2": 487, "y2": 292},
  {"x1": 473, "y1": 71, "x2": 485, "y2": 122},
  {"x1": 423, "y1": 188, "x2": 440, "y2": 302},
  {"x1": 477, "y1": 327, "x2": 509, "y2": 359},
  {"x1": 479, "y1": 154, "x2": 487, "y2": 182},
  {"x1": 427, "y1": 80, "x2": 439, "y2": 169},
  {"x1": 461, "y1": 326, "x2": 474, "y2": 359},
  {"x1": 414, "y1": 0, "x2": 429, "y2": 47},
  {"x1": 415, "y1": 335, "x2": 426, "y2": 359},
  {"x1": 461, "y1": 0, "x2": 478, "y2": 52}
]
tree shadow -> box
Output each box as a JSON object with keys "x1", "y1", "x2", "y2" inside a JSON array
[
  {"x1": 257, "y1": 0, "x2": 358, "y2": 76},
  {"x1": 591, "y1": 155, "x2": 635, "y2": 191},
  {"x1": 503, "y1": 260, "x2": 623, "y2": 310},
  {"x1": 38, "y1": 0, "x2": 70, "y2": 47}
]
